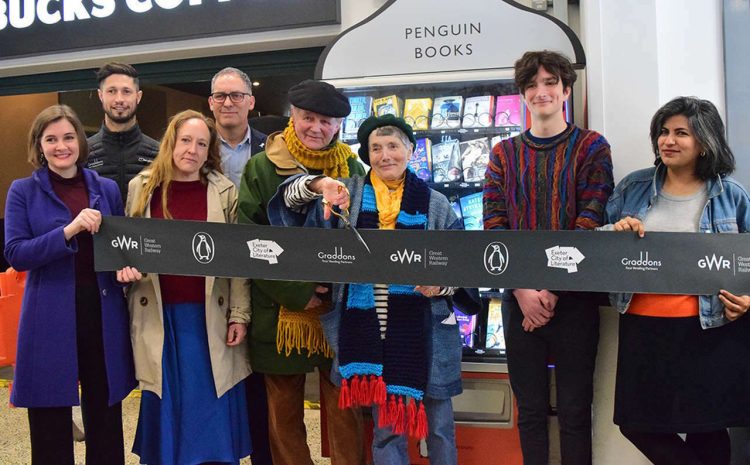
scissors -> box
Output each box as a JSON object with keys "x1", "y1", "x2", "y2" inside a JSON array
[{"x1": 322, "y1": 186, "x2": 372, "y2": 254}]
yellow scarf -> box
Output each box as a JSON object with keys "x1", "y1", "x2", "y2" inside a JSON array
[
  {"x1": 370, "y1": 170, "x2": 405, "y2": 229},
  {"x1": 282, "y1": 118, "x2": 355, "y2": 178},
  {"x1": 276, "y1": 117, "x2": 356, "y2": 359}
]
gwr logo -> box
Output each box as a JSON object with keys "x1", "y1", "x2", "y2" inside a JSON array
[
  {"x1": 390, "y1": 249, "x2": 422, "y2": 264},
  {"x1": 111, "y1": 235, "x2": 139, "y2": 250},
  {"x1": 698, "y1": 254, "x2": 731, "y2": 270}
]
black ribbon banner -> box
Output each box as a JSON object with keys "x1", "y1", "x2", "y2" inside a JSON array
[{"x1": 94, "y1": 216, "x2": 750, "y2": 295}]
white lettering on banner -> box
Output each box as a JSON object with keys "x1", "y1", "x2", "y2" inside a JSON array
[
  {"x1": 154, "y1": 0, "x2": 182, "y2": 9},
  {"x1": 62, "y1": 0, "x2": 90, "y2": 22},
  {"x1": 111, "y1": 235, "x2": 139, "y2": 251},
  {"x1": 546, "y1": 246, "x2": 585, "y2": 273},
  {"x1": 91, "y1": 0, "x2": 115, "y2": 18},
  {"x1": 9, "y1": 0, "x2": 35, "y2": 29},
  {"x1": 37, "y1": 0, "x2": 61, "y2": 25},
  {"x1": 698, "y1": 254, "x2": 731, "y2": 271},
  {"x1": 0, "y1": 0, "x2": 231, "y2": 30},
  {"x1": 247, "y1": 239, "x2": 284, "y2": 264},
  {"x1": 620, "y1": 251, "x2": 661, "y2": 271},
  {"x1": 126, "y1": 0, "x2": 152, "y2": 14},
  {"x1": 390, "y1": 249, "x2": 423, "y2": 264},
  {"x1": 317, "y1": 246, "x2": 355, "y2": 264}
]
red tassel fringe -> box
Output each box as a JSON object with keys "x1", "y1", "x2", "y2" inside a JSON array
[
  {"x1": 416, "y1": 401, "x2": 428, "y2": 439},
  {"x1": 350, "y1": 375, "x2": 360, "y2": 406},
  {"x1": 338, "y1": 379, "x2": 351, "y2": 409},
  {"x1": 393, "y1": 396, "x2": 406, "y2": 435},
  {"x1": 374, "y1": 376, "x2": 387, "y2": 407},
  {"x1": 407, "y1": 398, "x2": 417, "y2": 436}
]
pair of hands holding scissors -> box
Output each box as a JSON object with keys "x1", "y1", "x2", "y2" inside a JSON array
[{"x1": 614, "y1": 216, "x2": 750, "y2": 321}]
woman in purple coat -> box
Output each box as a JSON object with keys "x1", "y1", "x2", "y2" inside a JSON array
[{"x1": 4, "y1": 105, "x2": 136, "y2": 465}]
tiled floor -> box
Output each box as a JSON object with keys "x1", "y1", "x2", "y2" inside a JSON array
[{"x1": 0, "y1": 376, "x2": 329, "y2": 465}]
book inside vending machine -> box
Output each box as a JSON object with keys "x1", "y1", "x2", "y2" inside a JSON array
[{"x1": 316, "y1": 1, "x2": 583, "y2": 463}]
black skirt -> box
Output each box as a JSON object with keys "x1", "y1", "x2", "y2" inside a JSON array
[{"x1": 614, "y1": 312, "x2": 750, "y2": 433}]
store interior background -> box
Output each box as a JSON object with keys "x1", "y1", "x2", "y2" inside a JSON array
[{"x1": 1, "y1": 0, "x2": 747, "y2": 463}]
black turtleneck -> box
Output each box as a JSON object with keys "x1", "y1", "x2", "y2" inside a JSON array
[{"x1": 49, "y1": 168, "x2": 96, "y2": 287}]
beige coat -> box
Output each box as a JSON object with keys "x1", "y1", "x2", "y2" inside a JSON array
[{"x1": 125, "y1": 170, "x2": 251, "y2": 398}]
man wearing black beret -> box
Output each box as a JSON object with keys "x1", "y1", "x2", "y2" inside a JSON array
[{"x1": 237, "y1": 79, "x2": 365, "y2": 465}]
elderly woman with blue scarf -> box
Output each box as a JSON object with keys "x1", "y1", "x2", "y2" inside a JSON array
[{"x1": 268, "y1": 114, "x2": 463, "y2": 465}]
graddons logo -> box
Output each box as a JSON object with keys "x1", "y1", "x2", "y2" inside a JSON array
[
  {"x1": 111, "y1": 235, "x2": 139, "y2": 251},
  {"x1": 192, "y1": 232, "x2": 215, "y2": 264},
  {"x1": 484, "y1": 242, "x2": 509, "y2": 275},
  {"x1": 318, "y1": 246, "x2": 355, "y2": 265},
  {"x1": 621, "y1": 251, "x2": 661, "y2": 271}
]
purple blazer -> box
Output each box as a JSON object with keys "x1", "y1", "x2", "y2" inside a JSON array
[{"x1": 4, "y1": 167, "x2": 136, "y2": 407}]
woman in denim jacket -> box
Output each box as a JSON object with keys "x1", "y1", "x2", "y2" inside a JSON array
[{"x1": 604, "y1": 97, "x2": 750, "y2": 465}]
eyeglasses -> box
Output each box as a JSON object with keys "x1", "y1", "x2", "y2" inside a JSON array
[{"x1": 210, "y1": 92, "x2": 251, "y2": 103}]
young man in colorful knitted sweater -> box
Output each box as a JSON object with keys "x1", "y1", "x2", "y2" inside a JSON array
[
  {"x1": 483, "y1": 50, "x2": 614, "y2": 465},
  {"x1": 237, "y1": 80, "x2": 366, "y2": 465}
]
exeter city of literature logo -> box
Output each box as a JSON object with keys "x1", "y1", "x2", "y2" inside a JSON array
[
  {"x1": 620, "y1": 251, "x2": 661, "y2": 271},
  {"x1": 546, "y1": 246, "x2": 585, "y2": 273},
  {"x1": 192, "y1": 232, "x2": 215, "y2": 264},
  {"x1": 484, "y1": 242, "x2": 509, "y2": 275},
  {"x1": 317, "y1": 246, "x2": 356, "y2": 265},
  {"x1": 247, "y1": 239, "x2": 284, "y2": 264}
]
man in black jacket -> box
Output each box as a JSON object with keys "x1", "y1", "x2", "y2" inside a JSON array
[{"x1": 87, "y1": 62, "x2": 159, "y2": 201}]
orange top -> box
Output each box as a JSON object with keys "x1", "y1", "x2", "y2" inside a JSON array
[{"x1": 627, "y1": 293, "x2": 699, "y2": 317}]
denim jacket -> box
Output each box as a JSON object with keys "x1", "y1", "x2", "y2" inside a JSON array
[{"x1": 605, "y1": 164, "x2": 750, "y2": 329}]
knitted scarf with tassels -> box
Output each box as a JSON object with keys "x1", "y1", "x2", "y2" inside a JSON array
[
  {"x1": 337, "y1": 169, "x2": 431, "y2": 439},
  {"x1": 282, "y1": 118, "x2": 355, "y2": 178}
]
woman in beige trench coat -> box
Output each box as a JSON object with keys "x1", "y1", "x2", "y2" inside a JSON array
[{"x1": 118, "y1": 110, "x2": 252, "y2": 464}]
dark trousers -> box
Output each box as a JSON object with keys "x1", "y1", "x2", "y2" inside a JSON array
[
  {"x1": 620, "y1": 427, "x2": 730, "y2": 465},
  {"x1": 504, "y1": 292, "x2": 600, "y2": 465},
  {"x1": 245, "y1": 372, "x2": 273, "y2": 465},
  {"x1": 28, "y1": 285, "x2": 124, "y2": 465}
]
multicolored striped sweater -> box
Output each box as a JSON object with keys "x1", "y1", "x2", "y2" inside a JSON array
[{"x1": 483, "y1": 125, "x2": 614, "y2": 231}]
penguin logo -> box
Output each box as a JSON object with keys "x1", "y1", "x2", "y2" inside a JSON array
[
  {"x1": 192, "y1": 232, "x2": 215, "y2": 264},
  {"x1": 483, "y1": 242, "x2": 509, "y2": 275}
]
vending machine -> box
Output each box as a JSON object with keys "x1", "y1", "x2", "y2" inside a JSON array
[{"x1": 315, "y1": 1, "x2": 584, "y2": 463}]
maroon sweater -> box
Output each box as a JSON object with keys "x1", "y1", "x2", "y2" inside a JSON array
[
  {"x1": 49, "y1": 169, "x2": 96, "y2": 287},
  {"x1": 150, "y1": 180, "x2": 207, "y2": 304}
]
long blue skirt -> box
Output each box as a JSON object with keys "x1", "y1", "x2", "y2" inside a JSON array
[{"x1": 133, "y1": 302, "x2": 252, "y2": 465}]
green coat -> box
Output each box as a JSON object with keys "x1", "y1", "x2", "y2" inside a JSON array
[{"x1": 238, "y1": 132, "x2": 366, "y2": 374}]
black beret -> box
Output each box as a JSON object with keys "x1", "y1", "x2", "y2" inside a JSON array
[
  {"x1": 288, "y1": 80, "x2": 350, "y2": 118},
  {"x1": 356, "y1": 114, "x2": 417, "y2": 165}
]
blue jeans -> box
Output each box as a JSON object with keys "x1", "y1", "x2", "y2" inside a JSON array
[{"x1": 371, "y1": 396, "x2": 457, "y2": 465}]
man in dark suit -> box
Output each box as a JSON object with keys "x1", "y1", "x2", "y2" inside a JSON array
[{"x1": 209, "y1": 67, "x2": 267, "y2": 188}]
